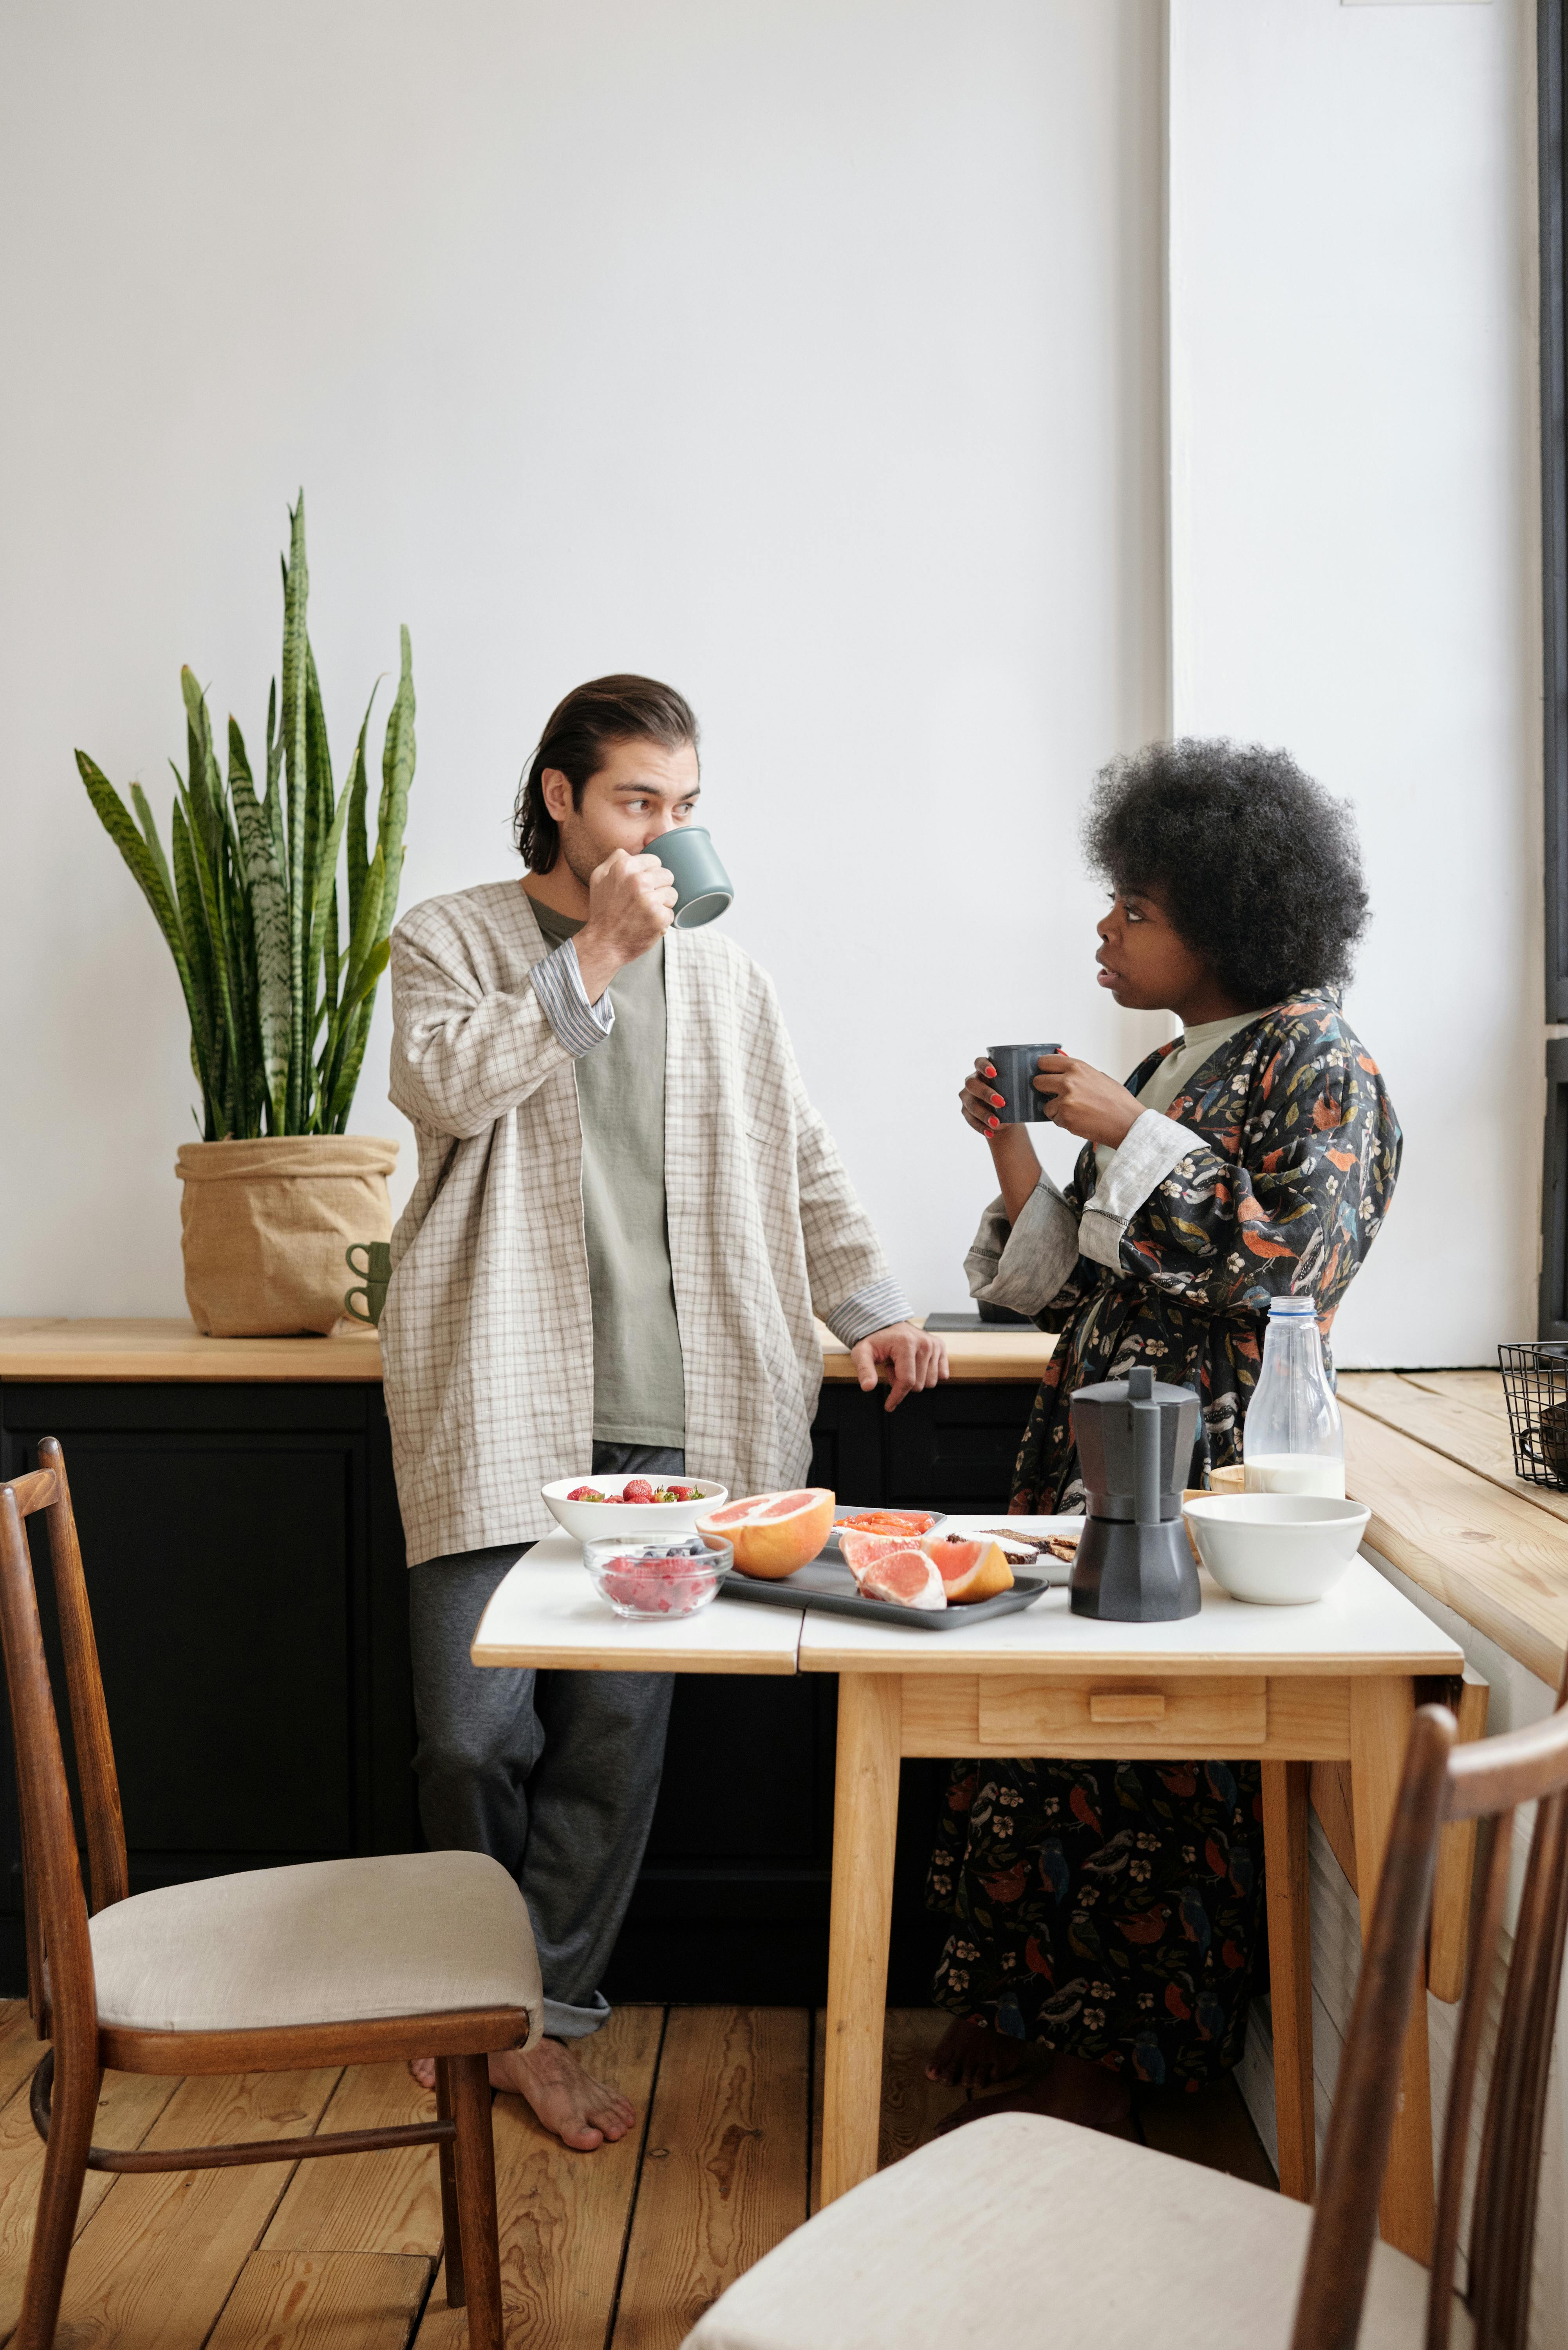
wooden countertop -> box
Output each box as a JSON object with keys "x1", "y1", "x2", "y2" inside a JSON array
[
  {"x1": 1340, "y1": 1371, "x2": 1568, "y2": 1688},
  {"x1": 10, "y1": 1329, "x2": 1547, "y2": 1678},
  {"x1": 0, "y1": 1317, "x2": 1057, "y2": 1385}
]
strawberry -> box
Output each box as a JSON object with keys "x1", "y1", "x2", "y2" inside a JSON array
[
  {"x1": 566, "y1": 1485, "x2": 605, "y2": 1502},
  {"x1": 622, "y1": 1478, "x2": 655, "y2": 1503}
]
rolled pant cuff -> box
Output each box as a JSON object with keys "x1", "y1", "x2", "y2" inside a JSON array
[{"x1": 543, "y1": 1991, "x2": 612, "y2": 2042}]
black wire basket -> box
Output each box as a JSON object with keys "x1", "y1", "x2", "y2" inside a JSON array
[{"x1": 1498, "y1": 1341, "x2": 1568, "y2": 1489}]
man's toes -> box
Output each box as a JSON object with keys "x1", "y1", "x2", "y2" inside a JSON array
[
  {"x1": 408, "y1": 2057, "x2": 437, "y2": 2093},
  {"x1": 583, "y1": 2093, "x2": 632, "y2": 2140},
  {"x1": 558, "y1": 2121, "x2": 607, "y2": 2152}
]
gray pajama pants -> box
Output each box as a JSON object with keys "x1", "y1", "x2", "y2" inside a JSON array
[{"x1": 408, "y1": 1444, "x2": 679, "y2": 2043}]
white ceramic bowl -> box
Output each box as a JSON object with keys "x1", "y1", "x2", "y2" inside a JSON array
[
  {"x1": 1182, "y1": 1492, "x2": 1371, "y2": 1605},
  {"x1": 541, "y1": 1474, "x2": 728, "y2": 1544}
]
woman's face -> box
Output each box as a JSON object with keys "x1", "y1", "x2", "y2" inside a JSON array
[{"x1": 1095, "y1": 887, "x2": 1223, "y2": 1016}]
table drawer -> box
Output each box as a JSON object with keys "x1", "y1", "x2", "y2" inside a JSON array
[{"x1": 978, "y1": 1675, "x2": 1267, "y2": 1753}]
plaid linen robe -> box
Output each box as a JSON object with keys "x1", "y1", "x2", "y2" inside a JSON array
[{"x1": 380, "y1": 882, "x2": 902, "y2": 1565}]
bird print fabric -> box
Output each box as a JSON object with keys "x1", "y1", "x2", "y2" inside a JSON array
[{"x1": 929, "y1": 990, "x2": 1401, "y2": 2087}]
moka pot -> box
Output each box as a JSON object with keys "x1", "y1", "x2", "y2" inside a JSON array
[{"x1": 1069, "y1": 1364, "x2": 1202, "y2": 1622}]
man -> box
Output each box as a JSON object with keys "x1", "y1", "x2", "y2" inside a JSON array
[{"x1": 381, "y1": 674, "x2": 945, "y2": 2150}]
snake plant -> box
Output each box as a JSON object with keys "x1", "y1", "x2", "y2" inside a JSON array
[{"x1": 76, "y1": 495, "x2": 415, "y2": 1138}]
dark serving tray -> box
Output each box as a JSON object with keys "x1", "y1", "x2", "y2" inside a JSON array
[{"x1": 719, "y1": 1555, "x2": 1051, "y2": 1633}]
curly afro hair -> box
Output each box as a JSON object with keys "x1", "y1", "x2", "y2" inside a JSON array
[{"x1": 1082, "y1": 738, "x2": 1369, "y2": 1006}]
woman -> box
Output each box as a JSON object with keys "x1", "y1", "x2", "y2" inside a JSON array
[{"x1": 927, "y1": 737, "x2": 1400, "y2": 2134}]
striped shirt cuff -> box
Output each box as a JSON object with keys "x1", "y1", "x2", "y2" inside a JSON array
[
  {"x1": 528, "y1": 939, "x2": 615, "y2": 1057},
  {"x1": 825, "y1": 1276, "x2": 913, "y2": 1350}
]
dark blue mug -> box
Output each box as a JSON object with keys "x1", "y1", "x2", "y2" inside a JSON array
[{"x1": 987, "y1": 1043, "x2": 1064, "y2": 1124}]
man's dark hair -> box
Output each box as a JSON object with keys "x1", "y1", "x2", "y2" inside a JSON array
[
  {"x1": 1082, "y1": 737, "x2": 1369, "y2": 1005},
  {"x1": 513, "y1": 674, "x2": 699, "y2": 872}
]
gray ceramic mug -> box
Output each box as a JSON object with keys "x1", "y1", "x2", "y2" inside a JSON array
[
  {"x1": 987, "y1": 1043, "x2": 1064, "y2": 1124},
  {"x1": 656, "y1": 826, "x2": 733, "y2": 929}
]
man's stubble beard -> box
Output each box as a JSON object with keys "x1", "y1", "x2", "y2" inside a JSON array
[{"x1": 556, "y1": 819, "x2": 603, "y2": 896}]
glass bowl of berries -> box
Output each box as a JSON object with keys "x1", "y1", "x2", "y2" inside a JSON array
[
  {"x1": 582, "y1": 1535, "x2": 734, "y2": 1622},
  {"x1": 540, "y1": 1474, "x2": 729, "y2": 1543}
]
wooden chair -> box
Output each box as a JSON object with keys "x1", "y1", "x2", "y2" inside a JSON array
[
  {"x1": 685, "y1": 1676, "x2": 1568, "y2": 2350},
  {"x1": 0, "y1": 1439, "x2": 541, "y2": 2350}
]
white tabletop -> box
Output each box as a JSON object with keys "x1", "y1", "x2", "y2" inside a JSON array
[
  {"x1": 795, "y1": 1551, "x2": 1465, "y2": 1676},
  {"x1": 469, "y1": 1528, "x2": 1463, "y2": 1683},
  {"x1": 471, "y1": 1533, "x2": 805, "y2": 1674}
]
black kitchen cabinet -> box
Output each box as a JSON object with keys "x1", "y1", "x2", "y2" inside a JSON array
[{"x1": 0, "y1": 1372, "x2": 1036, "y2": 2003}]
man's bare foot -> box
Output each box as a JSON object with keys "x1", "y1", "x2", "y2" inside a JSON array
[
  {"x1": 935, "y1": 2051, "x2": 1134, "y2": 2139},
  {"x1": 408, "y1": 2038, "x2": 637, "y2": 2152},
  {"x1": 925, "y1": 2017, "x2": 1026, "y2": 2091}
]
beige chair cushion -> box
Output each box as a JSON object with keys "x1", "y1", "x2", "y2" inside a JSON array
[
  {"x1": 683, "y1": 2113, "x2": 1471, "y2": 2350},
  {"x1": 89, "y1": 1850, "x2": 542, "y2": 2039}
]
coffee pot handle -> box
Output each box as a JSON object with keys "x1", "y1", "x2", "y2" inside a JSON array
[{"x1": 1128, "y1": 1365, "x2": 1160, "y2": 1526}]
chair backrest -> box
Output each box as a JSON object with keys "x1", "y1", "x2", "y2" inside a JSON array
[
  {"x1": 1291, "y1": 1679, "x2": 1568, "y2": 2350},
  {"x1": 0, "y1": 1438, "x2": 129, "y2": 2073}
]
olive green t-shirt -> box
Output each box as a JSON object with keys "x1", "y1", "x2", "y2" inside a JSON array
[{"x1": 530, "y1": 900, "x2": 686, "y2": 1448}]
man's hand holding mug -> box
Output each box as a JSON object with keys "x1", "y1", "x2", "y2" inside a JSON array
[{"x1": 574, "y1": 848, "x2": 677, "y2": 1002}]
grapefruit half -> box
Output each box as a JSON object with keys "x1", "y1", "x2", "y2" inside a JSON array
[
  {"x1": 695, "y1": 1487, "x2": 836, "y2": 1579},
  {"x1": 921, "y1": 1532, "x2": 1015, "y2": 1604}
]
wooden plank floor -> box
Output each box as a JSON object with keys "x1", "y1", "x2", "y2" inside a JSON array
[{"x1": 0, "y1": 2001, "x2": 1272, "y2": 2346}]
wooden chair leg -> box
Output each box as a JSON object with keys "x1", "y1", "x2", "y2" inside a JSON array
[
  {"x1": 433, "y1": 2057, "x2": 466, "y2": 2310},
  {"x1": 13, "y1": 2056, "x2": 101, "y2": 2350},
  {"x1": 448, "y1": 2052, "x2": 502, "y2": 2350}
]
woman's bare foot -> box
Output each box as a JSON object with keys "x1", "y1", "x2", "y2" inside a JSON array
[
  {"x1": 935, "y1": 2051, "x2": 1134, "y2": 2139},
  {"x1": 406, "y1": 2038, "x2": 638, "y2": 2152},
  {"x1": 925, "y1": 2017, "x2": 1026, "y2": 2091}
]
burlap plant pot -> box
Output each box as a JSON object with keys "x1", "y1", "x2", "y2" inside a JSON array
[{"x1": 176, "y1": 1136, "x2": 399, "y2": 1338}]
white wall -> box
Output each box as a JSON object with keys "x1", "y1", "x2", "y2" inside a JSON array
[
  {"x1": 1168, "y1": 0, "x2": 1539, "y2": 1365},
  {"x1": 0, "y1": 0, "x2": 1167, "y2": 1323},
  {"x1": 0, "y1": 0, "x2": 1541, "y2": 1367}
]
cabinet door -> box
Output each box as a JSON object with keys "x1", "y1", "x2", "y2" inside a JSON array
[
  {"x1": 60, "y1": 1435, "x2": 352, "y2": 1856},
  {"x1": 0, "y1": 1385, "x2": 389, "y2": 1941},
  {"x1": 885, "y1": 1384, "x2": 1035, "y2": 1510}
]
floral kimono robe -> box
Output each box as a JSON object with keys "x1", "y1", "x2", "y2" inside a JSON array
[{"x1": 929, "y1": 990, "x2": 1401, "y2": 2088}]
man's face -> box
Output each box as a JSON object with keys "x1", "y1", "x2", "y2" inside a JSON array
[{"x1": 543, "y1": 736, "x2": 701, "y2": 890}]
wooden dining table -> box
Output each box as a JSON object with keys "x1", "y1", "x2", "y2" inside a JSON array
[{"x1": 471, "y1": 1522, "x2": 1463, "y2": 2262}]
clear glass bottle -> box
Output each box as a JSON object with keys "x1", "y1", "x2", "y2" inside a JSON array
[{"x1": 1242, "y1": 1295, "x2": 1345, "y2": 1497}]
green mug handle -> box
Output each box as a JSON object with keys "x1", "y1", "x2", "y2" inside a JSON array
[
  {"x1": 346, "y1": 1242, "x2": 376, "y2": 1282},
  {"x1": 343, "y1": 1284, "x2": 376, "y2": 1325}
]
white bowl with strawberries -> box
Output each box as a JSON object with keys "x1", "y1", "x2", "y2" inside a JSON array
[{"x1": 541, "y1": 1473, "x2": 729, "y2": 1543}]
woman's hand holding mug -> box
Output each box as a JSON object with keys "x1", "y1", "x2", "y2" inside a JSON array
[
  {"x1": 1027, "y1": 1053, "x2": 1141, "y2": 1150},
  {"x1": 961, "y1": 1048, "x2": 1141, "y2": 1226},
  {"x1": 960, "y1": 1054, "x2": 1048, "y2": 1227}
]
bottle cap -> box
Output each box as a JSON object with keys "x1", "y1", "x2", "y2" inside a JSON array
[{"x1": 1269, "y1": 1295, "x2": 1316, "y2": 1316}]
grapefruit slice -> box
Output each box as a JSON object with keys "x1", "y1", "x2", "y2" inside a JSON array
[
  {"x1": 695, "y1": 1487, "x2": 836, "y2": 1579},
  {"x1": 921, "y1": 1532, "x2": 1014, "y2": 1604},
  {"x1": 854, "y1": 1546, "x2": 946, "y2": 1610},
  {"x1": 838, "y1": 1526, "x2": 930, "y2": 1574}
]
